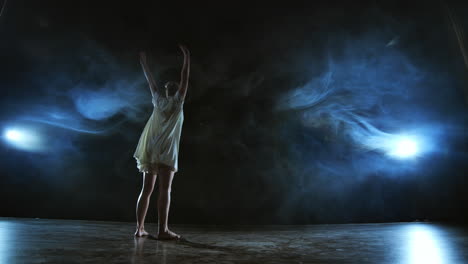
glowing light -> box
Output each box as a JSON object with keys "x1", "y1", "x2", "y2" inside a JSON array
[
  {"x1": 365, "y1": 130, "x2": 435, "y2": 160},
  {"x1": 2, "y1": 127, "x2": 44, "y2": 152},
  {"x1": 405, "y1": 224, "x2": 450, "y2": 264},
  {"x1": 5, "y1": 130, "x2": 21, "y2": 141},
  {"x1": 389, "y1": 137, "x2": 419, "y2": 158}
]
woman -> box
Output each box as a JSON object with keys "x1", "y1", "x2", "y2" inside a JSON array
[{"x1": 134, "y1": 45, "x2": 190, "y2": 240}]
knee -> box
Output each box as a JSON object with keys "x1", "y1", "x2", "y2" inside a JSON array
[
  {"x1": 142, "y1": 185, "x2": 154, "y2": 196},
  {"x1": 159, "y1": 185, "x2": 172, "y2": 194}
]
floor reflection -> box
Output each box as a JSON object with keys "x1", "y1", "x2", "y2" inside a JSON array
[
  {"x1": 132, "y1": 236, "x2": 168, "y2": 264},
  {"x1": 131, "y1": 237, "x2": 147, "y2": 264},
  {"x1": 155, "y1": 239, "x2": 168, "y2": 264},
  {"x1": 0, "y1": 221, "x2": 10, "y2": 264},
  {"x1": 1, "y1": 218, "x2": 467, "y2": 263},
  {"x1": 404, "y1": 224, "x2": 453, "y2": 264}
]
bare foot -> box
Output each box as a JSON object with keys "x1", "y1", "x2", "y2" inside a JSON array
[
  {"x1": 134, "y1": 229, "x2": 150, "y2": 237},
  {"x1": 157, "y1": 230, "x2": 181, "y2": 240}
]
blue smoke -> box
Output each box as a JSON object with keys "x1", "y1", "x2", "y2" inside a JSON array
[
  {"x1": 69, "y1": 79, "x2": 148, "y2": 122},
  {"x1": 1, "y1": 38, "x2": 154, "y2": 153},
  {"x1": 19, "y1": 106, "x2": 125, "y2": 134},
  {"x1": 276, "y1": 34, "x2": 452, "y2": 160}
]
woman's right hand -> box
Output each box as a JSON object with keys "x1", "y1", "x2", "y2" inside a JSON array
[
  {"x1": 139, "y1": 51, "x2": 148, "y2": 63},
  {"x1": 178, "y1": 44, "x2": 190, "y2": 56}
]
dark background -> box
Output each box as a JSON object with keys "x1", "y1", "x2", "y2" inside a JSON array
[{"x1": 0, "y1": 0, "x2": 467, "y2": 224}]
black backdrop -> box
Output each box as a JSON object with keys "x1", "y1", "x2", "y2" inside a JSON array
[{"x1": 1, "y1": 0, "x2": 467, "y2": 224}]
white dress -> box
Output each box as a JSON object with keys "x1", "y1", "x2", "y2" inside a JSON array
[{"x1": 134, "y1": 91, "x2": 184, "y2": 173}]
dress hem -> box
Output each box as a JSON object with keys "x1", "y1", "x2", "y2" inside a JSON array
[{"x1": 134, "y1": 156, "x2": 178, "y2": 173}]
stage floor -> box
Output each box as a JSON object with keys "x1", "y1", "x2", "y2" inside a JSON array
[{"x1": 1, "y1": 218, "x2": 467, "y2": 263}]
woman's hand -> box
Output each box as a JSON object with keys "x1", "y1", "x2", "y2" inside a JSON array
[
  {"x1": 139, "y1": 51, "x2": 148, "y2": 64},
  {"x1": 178, "y1": 44, "x2": 190, "y2": 57}
]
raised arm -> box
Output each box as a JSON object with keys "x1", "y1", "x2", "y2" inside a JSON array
[
  {"x1": 177, "y1": 45, "x2": 190, "y2": 101},
  {"x1": 0, "y1": 0, "x2": 8, "y2": 18},
  {"x1": 139, "y1": 51, "x2": 161, "y2": 97}
]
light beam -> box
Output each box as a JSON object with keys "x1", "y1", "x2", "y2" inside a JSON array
[
  {"x1": 3, "y1": 127, "x2": 44, "y2": 152},
  {"x1": 388, "y1": 136, "x2": 419, "y2": 159}
]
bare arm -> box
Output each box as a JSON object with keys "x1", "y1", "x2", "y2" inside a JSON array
[
  {"x1": 177, "y1": 45, "x2": 190, "y2": 101},
  {"x1": 0, "y1": 0, "x2": 8, "y2": 18},
  {"x1": 139, "y1": 52, "x2": 161, "y2": 97}
]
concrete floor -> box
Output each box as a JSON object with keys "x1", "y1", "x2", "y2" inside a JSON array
[{"x1": 1, "y1": 218, "x2": 468, "y2": 263}]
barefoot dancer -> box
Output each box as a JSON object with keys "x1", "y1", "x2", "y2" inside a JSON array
[{"x1": 134, "y1": 45, "x2": 190, "y2": 240}]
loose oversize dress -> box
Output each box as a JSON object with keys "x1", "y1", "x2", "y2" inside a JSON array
[{"x1": 134, "y1": 91, "x2": 184, "y2": 173}]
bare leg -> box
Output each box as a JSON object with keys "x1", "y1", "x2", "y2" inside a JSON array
[
  {"x1": 156, "y1": 167, "x2": 180, "y2": 240},
  {"x1": 135, "y1": 172, "x2": 157, "y2": 237}
]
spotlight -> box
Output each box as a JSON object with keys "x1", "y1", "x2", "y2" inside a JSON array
[
  {"x1": 5, "y1": 129, "x2": 21, "y2": 141},
  {"x1": 388, "y1": 136, "x2": 419, "y2": 159},
  {"x1": 3, "y1": 127, "x2": 43, "y2": 152}
]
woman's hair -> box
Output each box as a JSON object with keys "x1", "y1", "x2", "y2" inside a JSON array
[{"x1": 164, "y1": 81, "x2": 180, "y2": 96}]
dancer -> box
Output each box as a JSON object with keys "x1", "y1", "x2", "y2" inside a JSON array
[{"x1": 134, "y1": 45, "x2": 190, "y2": 240}]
